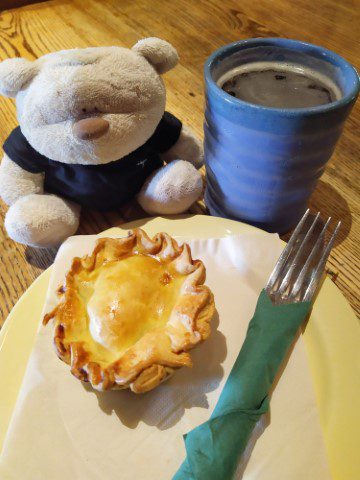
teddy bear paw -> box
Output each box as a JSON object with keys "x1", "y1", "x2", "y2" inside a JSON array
[
  {"x1": 137, "y1": 160, "x2": 203, "y2": 215},
  {"x1": 5, "y1": 194, "x2": 80, "y2": 248}
]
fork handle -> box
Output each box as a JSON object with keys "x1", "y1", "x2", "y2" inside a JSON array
[
  {"x1": 213, "y1": 289, "x2": 312, "y2": 415},
  {"x1": 174, "y1": 290, "x2": 311, "y2": 480}
]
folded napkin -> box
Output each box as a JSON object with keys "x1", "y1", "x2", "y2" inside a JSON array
[
  {"x1": 174, "y1": 291, "x2": 311, "y2": 479},
  {"x1": 0, "y1": 233, "x2": 330, "y2": 480}
]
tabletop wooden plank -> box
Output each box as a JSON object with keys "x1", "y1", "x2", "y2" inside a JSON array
[{"x1": 0, "y1": 0, "x2": 359, "y2": 325}]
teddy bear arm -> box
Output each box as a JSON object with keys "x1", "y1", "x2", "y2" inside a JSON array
[
  {"x1": 0, "y1": 153, "x2": 44, "y2": 206},
  {"x1": 160, "y1": 125, "x2": 204, "y2": 169},
  {"x1": 137, "y1": 160, "x2": 203, "y2": 215}
]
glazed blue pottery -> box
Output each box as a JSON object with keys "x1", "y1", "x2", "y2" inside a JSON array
[{"x1": 204, "y1": 38, "x2": 359, "y2": 233}]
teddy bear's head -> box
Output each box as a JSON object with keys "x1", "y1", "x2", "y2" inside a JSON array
[{"x1": 0, "y1": 38, "x2": 178, "y2": 165}]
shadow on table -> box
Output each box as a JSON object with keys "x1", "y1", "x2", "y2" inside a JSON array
[
  {"x1": 83, "y1": 311, "x2": 227, "y2": 431},
  {"x1": 2, "y1": 0, "x2": 48, "y2": 11},
  {"x1": 25, "y1": 245, "x2": 58, "y2": 270},
  {"x1": 308, "y1": 179, "x2": 352, "y2": 247},
  {"x1": 280, "y1": 179, "x2": 352, "y2": 250}
]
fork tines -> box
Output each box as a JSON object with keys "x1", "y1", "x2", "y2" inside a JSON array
[{"x1": 266, "y1": 209, "x2": 341, "y2": 304}]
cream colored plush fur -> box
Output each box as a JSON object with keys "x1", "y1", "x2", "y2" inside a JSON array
[
  {"x1": 5, "y1": 194, "x2": 80, "y2": 247},
  {"x1": 0, "y1": 38, "x2": 203, "y2": 247},
  {"x1": 0, "y1": 153, "x2": 44, "y2": 205},
  {"x1": 137, "y1": 160, "x2": 203, "y2": 215}
]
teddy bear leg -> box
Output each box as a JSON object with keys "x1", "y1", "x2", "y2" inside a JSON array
[
  {"x1": 5, "y1": 193, "x2": 80, "y2": 248},
  {"x1": 137, "y1": 160, "x2": 203, "y2": 215}
]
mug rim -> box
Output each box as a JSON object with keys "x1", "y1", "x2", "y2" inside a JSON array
[{"x1": 204, "y1": 37, "x2": 360, "y2": 116}]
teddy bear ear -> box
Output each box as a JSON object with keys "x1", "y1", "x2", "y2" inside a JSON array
[
  {"x1": 132, "y1": 37, "x2": 179, "y2": 74},
  {"x1": 0, "y1": 58, "x2": 38, "y2": 98}
]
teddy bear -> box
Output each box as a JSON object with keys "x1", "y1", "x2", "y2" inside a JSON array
[{"x1": 0, "y1": 37, "x2": 203, "y2": 248}]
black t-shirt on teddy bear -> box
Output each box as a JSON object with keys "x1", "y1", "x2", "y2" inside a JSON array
[{"x1": 3, "y1": 112, "x2": 182, "y2": 211}]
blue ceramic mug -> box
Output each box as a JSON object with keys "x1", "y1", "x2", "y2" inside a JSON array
[{"x1": 204, "y1": 38, "x2": 359, "y2": 233}]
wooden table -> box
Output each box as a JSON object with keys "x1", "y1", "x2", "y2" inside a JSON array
[{"x1": 0, "y1": 0, "x2": 359, "y2": 325}]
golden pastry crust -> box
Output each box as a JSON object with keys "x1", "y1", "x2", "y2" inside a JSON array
[{"x1": 43, "y1": 229, "x2": 215, "y2": 393}]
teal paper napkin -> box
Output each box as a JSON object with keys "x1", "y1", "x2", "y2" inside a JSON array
[{"x1": 173, "y1": 289, "x2": 311, "y2": 480}]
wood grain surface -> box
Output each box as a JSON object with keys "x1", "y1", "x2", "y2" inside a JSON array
[{"x1": 0, "y1": 0, "x2": 359, "y2": 325}]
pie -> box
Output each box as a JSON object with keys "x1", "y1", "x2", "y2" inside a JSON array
[{"x1": 43, "y1": 229, "x2": 215, "y2": 393}]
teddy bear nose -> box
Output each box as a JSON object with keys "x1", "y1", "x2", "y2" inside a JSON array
[{"x1": 73, "y1": 117, "x2": 109, "y2": 140}]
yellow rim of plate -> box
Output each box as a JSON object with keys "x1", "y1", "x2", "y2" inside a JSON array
[{"x1": 0, "y1": 214, "x2": 358, "y2": 479}]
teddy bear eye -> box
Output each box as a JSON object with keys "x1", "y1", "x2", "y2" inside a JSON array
[{"x1": 82, "y1": 108, "x2": 87, "y2": 113}]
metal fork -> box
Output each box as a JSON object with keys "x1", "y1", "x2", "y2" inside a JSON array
[{"x1": 266, "y1": 209, "x2": 341, "y2": 305}]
